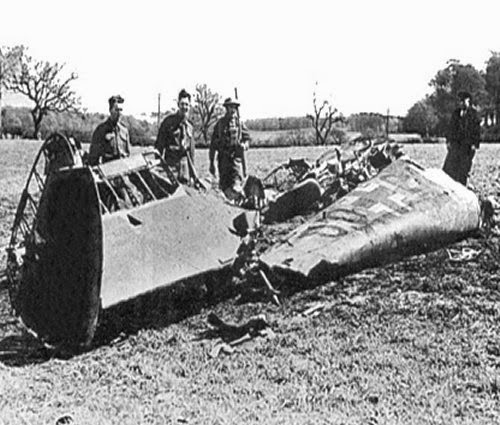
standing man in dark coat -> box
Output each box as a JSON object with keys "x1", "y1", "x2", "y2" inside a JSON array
[
  {"x1": 209, "y1": 97, "x2": 251, "y2": 201},
  {"x1": 89, "y1": 95, "x2": 130, "y2": 165},
  {"x1": 155, "y1": 89, "x2": 195, "y2": 183},
  {"x1": 443, "y1": 91, "x2": 481, "y2": 185}
]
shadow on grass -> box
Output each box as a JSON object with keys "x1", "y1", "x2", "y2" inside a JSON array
[
  {"x1": 2, "y1": 232, "x2": 496, "y2": 367},
  {"x1": 0, "y1": 263, "x2": 335, "y2": 366},
  {"x1": 0, "y1": 288, "x2": 55, "y2": 366},
  {"x1": 0, "y1": 268, "x2": 240, "y2": 366},
  {"x1": 0, "y1": 333, "x2": 54, "y2": 366}
]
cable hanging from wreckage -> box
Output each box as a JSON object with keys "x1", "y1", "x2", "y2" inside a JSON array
[{"x1": 4, "y1": 133, "x2": 490, "y2": 350}]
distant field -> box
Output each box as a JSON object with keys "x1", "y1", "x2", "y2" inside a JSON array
[
  {"x1": 247, "y1": 129, "x2": 427, "y2": 147},
  {"x1": 1, "y1": 140, "x2": 500, "y2": 424}
]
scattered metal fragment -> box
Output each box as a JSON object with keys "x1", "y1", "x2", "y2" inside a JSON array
[
  {"x1": 55, "y1": 414, "x2": 74, "y2": 425},
  {"x1": 258, "y1": 269, "x2": 281, "y2": 306},
  {"x1": 207, "y1": 312, "x2": 273, "y2": 357},
  {"x1": 301, "y1": 303, "x2": 326, "y2": 317},
  {"x1": 209, "y1": 342, "x2": 234, "y2": 358},
  {"x1": 447, "y1": 247, "x2": 481, "y2": 262},
  {"x1": 209, "y1": 328, "x2": 275, "y2": 358},
  {"x1": 206, "y1": 312, "x2": 269, "y2": 340}
]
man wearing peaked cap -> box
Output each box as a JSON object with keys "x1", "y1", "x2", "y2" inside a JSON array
[
  {"x1": 89, "y1": 95, "x2": 130, "y2": 165},
  {"x1": 442, "y1": 90, "x2": 481, "y2": 185},
  {"x1": 210, "y1": 96, "x2": 251, "y2": 201}
]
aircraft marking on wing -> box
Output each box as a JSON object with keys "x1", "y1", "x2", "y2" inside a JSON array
[
  {"x1": 335, "y1": 169, "x2": 429, "y2": 222},
  {"x1": 368, "y1": 203, "x2": 400, "y2": 216},
  {"x1": 377, "y1": 180, "x2": 398, "y2": 192},
  {"x1": 341, "y1": 196, "x2": 358, "y2": 205},
  {"x1": 387, "y1": 193, "x2": 412, "y2": 210},
  {"x1": 356, "y1": 182, "x2": 379, "y2": 193}
]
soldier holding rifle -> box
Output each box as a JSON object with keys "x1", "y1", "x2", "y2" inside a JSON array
[
  {"x1": 155, "y1": 89, "x2": 195, "y2": 184},
  {"x1": 209, "y1": 95, "x2": 251, "y2": 201}
]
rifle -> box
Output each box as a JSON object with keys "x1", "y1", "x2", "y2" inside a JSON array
[
  {"x1": 185, "y1": 150, "x2": 207, "y2": 190},
  {"x1": 234, "y1": 87, "x2": 247, "y2": 178}
]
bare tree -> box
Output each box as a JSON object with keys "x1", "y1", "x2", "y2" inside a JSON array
[
  {"x1": 193, "y1": 84, "x2": 224, "y2": 145},
  {"x1": 0, "y1": 45, "x2": 24, "y2": 137},
  {"x1": 307, "y1": 82, "x2": 344, "y2": 145},
  {"x1": 8, "y1": 51, "x2": 81, "y2": 139}
]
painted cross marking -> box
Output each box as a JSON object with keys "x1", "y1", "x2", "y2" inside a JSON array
[{"x1": 388, "y1": 193, "x2": 411, "y2": 210}]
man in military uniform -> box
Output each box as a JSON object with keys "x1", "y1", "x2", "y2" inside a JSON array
[
  {"x1": 209, "y1": 97, "x2": 251, "y2": 201},
  {"x1": 89, "y1": 95, "x2": 130, "y2": 165},
  {"x1": 443, "y1": 91, "x2": 481, "y2": 185},
  {"x1": 155, "y1": 89, "x2": 195, "y2": 183}
]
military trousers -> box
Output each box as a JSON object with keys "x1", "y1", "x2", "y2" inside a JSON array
[
  {"x1": 442, "y1": 144, "x2": 475, "y2": 186},
  {"x1": 164, "y1": 151, "x2": 192, "y2": 184},
  {"x1": 217, "y1": 153, "x2": 244, "y2": 200}
]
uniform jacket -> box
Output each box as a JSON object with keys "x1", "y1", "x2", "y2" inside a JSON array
[
  {"x1": 448, "y1": 106, "x2": 481, "y2": 149},
  {"x1": 89, "y1": 118, "x2": 130, "y2": 165},
  {"x1": 155, "y1": 112, "x2": 195, "y2": 164},
  {"x1": 210, "y1": 114, "x2": 250, "y2": 158}
]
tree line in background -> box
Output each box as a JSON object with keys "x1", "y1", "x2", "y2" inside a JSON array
[
  {"x1": 0, "y1": 102, "x2": 412, "y2": 147},
  {"x1": 404, "y1": 52, "x2": 500, "y2": 141},
  {"x1": 0, "y1": 44, "x2": 413, "y2": 147},
  {"x1": 3, "y1": 44, "x2": 500, "y2": 146},
  {"x1": 1, "y1": 106, "x2": 157, "y2": 146}
]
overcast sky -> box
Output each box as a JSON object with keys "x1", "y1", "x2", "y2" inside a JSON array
[{"x1": 1, "y1": 0, "x2": 500, "y2": 119}]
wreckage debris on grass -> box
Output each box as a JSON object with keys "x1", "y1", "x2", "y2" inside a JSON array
[
  {"x1": 260, "y1": 138, "x2": 405, "y2": 223},
  {"x1": 3, "y1": 134, "x2": 491, "y2": 351}
]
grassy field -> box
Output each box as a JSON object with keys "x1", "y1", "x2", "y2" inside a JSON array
[
  {"x1": 248, "y1": 129, "x2": 315, "y2": 147},
  {"x1": 1, "y1": 140, "x2": 500, "y2": 424}
]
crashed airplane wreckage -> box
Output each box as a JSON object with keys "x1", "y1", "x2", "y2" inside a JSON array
[
  {"x1": 4, "y1": 134, "x2": 485, "y2": 349},
  {"x1": 260, "y1": 157, "x2": 483, "y2": 284},
  {"x1": 259, "y1": 139, "x2": 405, "y2": 223},
  {"x1": 6, "y1": 133, "x2": 246, "y2": 347}
]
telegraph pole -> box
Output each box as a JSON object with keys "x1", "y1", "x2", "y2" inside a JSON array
[
  {"x1": 386, "y1": 108, "x2": 390, "y2": 138},
  {"x1": 157, "y1": 93, "x2": 161, "y2": 129}
]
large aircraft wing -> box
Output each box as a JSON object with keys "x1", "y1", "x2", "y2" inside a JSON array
[{"x1": 260, "y1": 158, "x2": 481, "y2": 283}]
